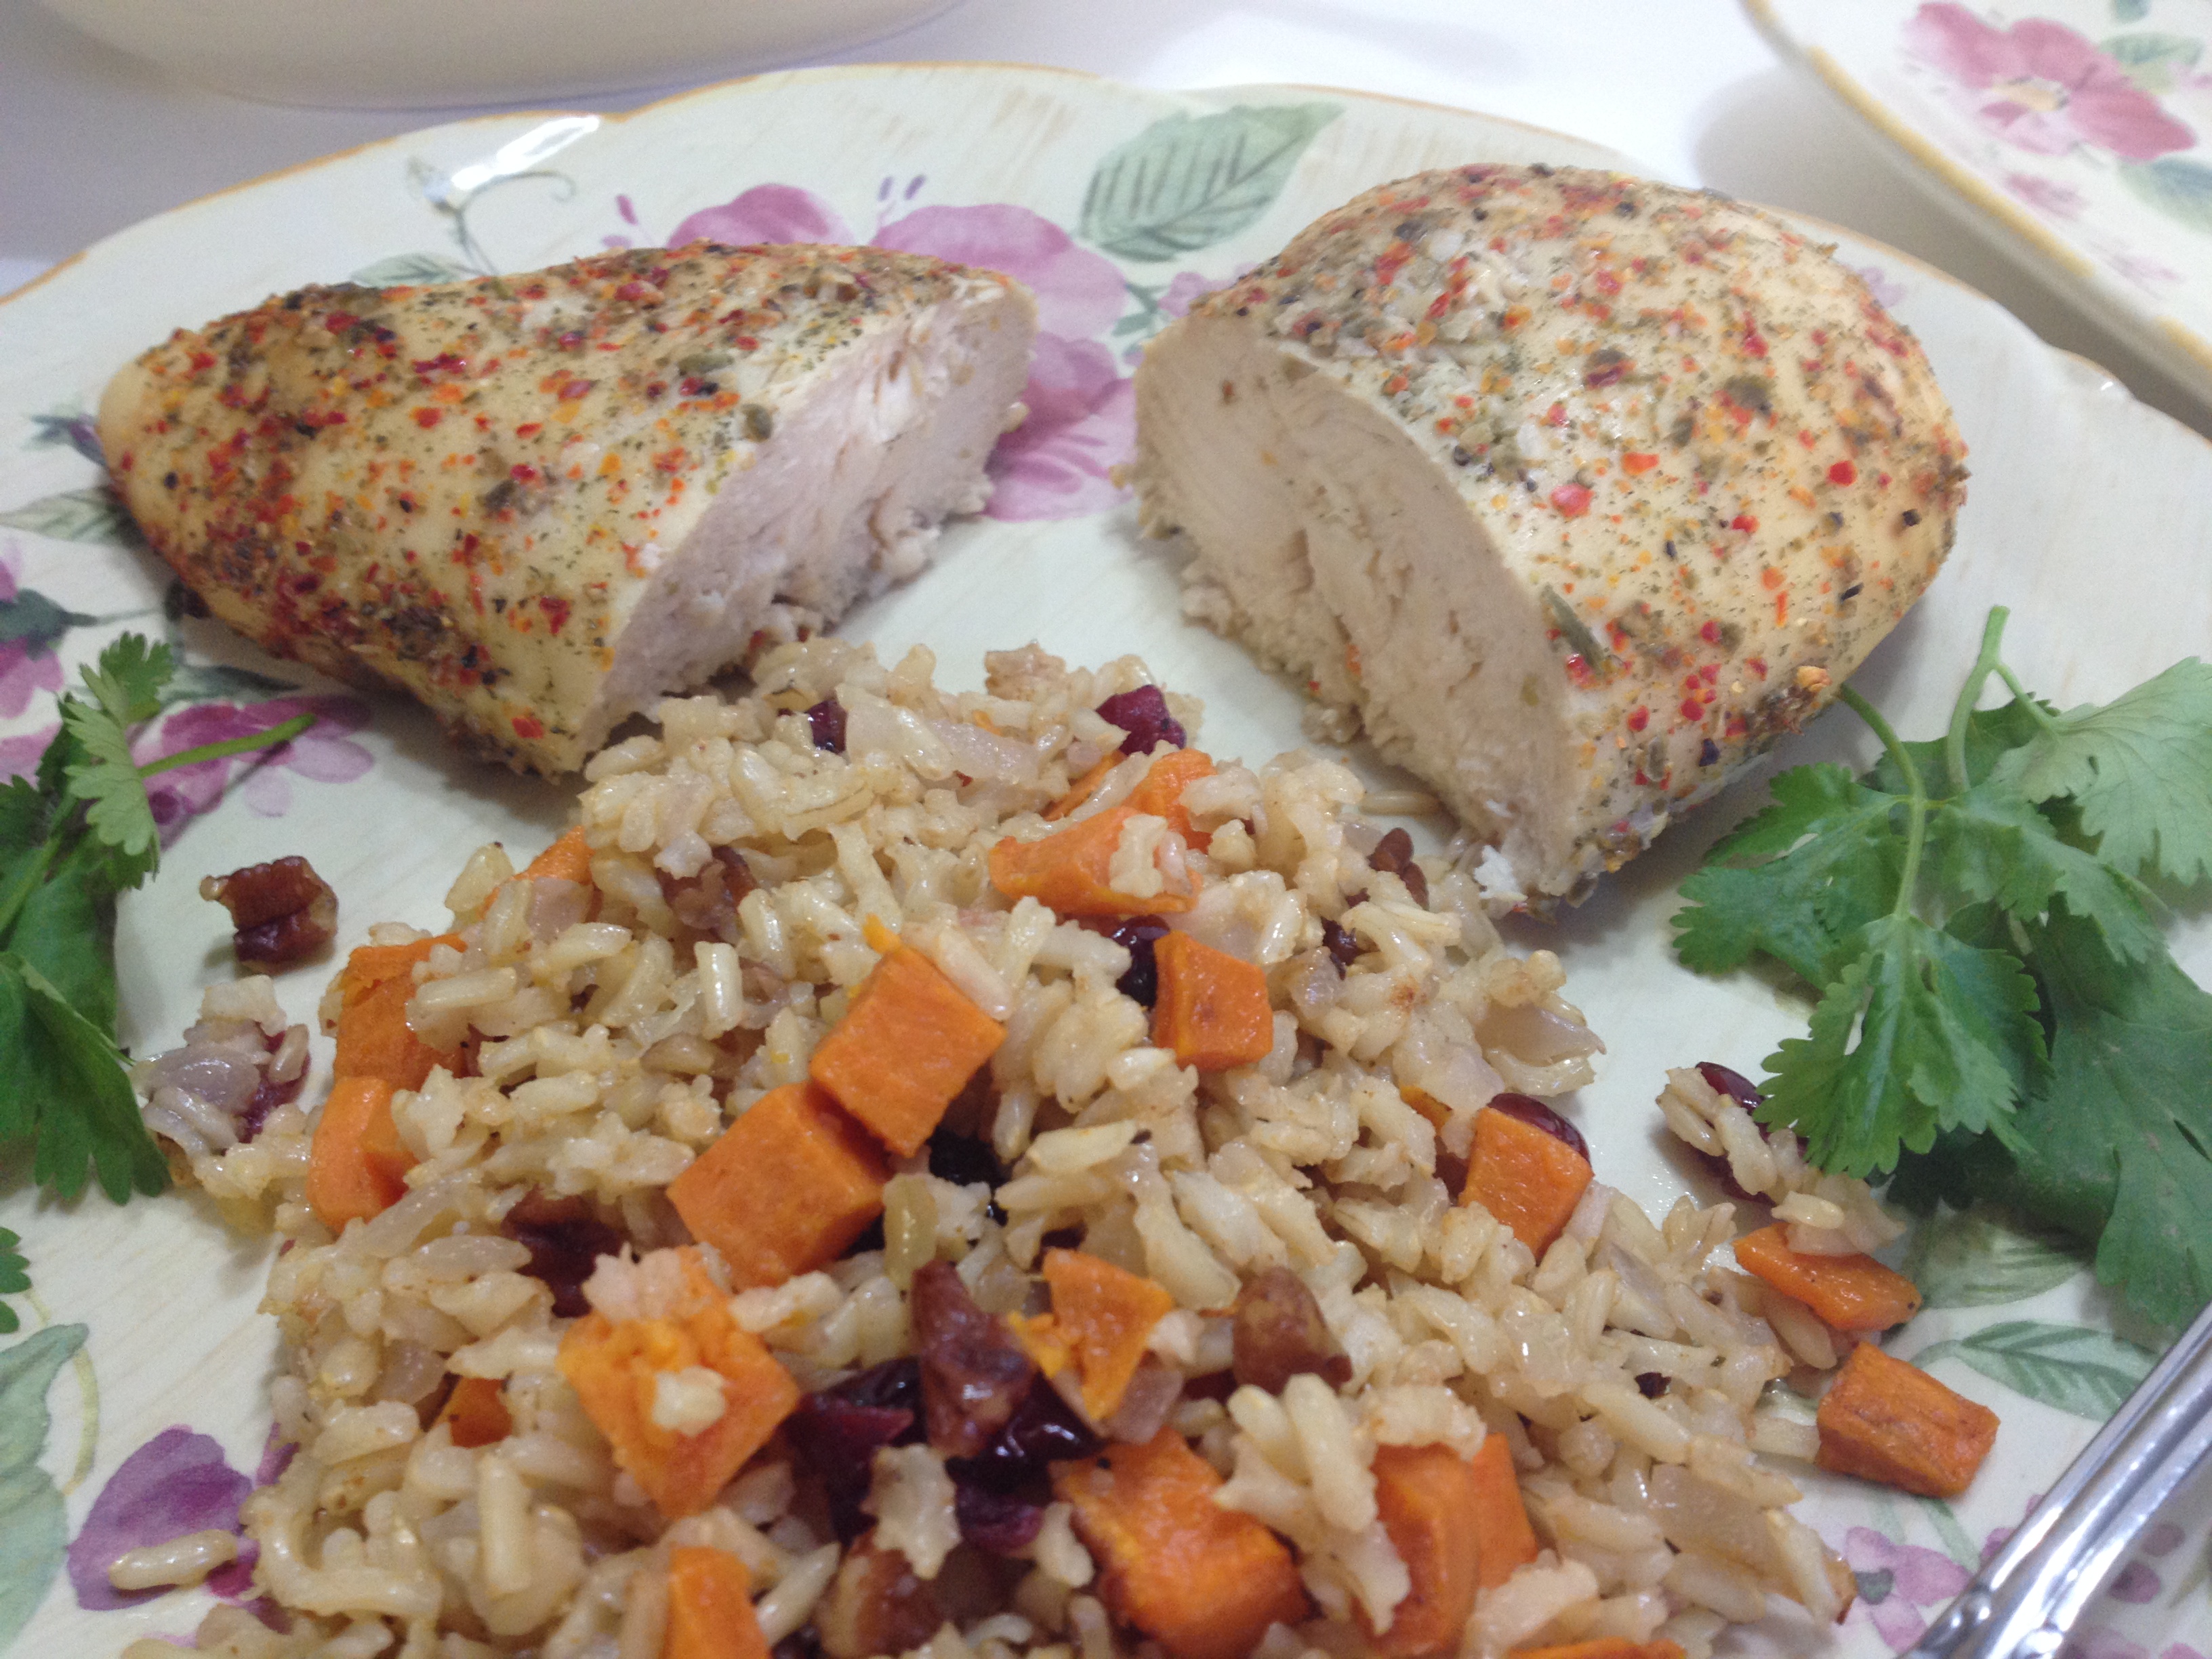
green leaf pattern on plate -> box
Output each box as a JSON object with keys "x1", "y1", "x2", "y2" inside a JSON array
[
  {"x1": 2120, "y1": 156, "x2": 2212, "y2": 233},
  {"x1": 350, "y1": 251, "x2": 480, "y2": 287},
  {"x1": 0, "y1": 1324, "x2": 88, "y2": 1646},
  {"x1": 2101, "y1": 30, "x2": 2204, "y2": 91},
  {"x1": 0, "y1": 489, "x2": 138, "y2": 548},
  {"x1": 1912, "y1": 1319, "x2": 2157, "y2": 1420},
  {"x1": 1079, "y1": 104, "x2": 1340, "y2": 262},
  {"x1": 1902, "y1": 1206, "x2": 2089, "y2": 1308}
]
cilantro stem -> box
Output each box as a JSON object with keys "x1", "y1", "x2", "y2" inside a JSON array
[
  {"x1": 1991, "y1": 659, "x2": 2063, "y2": 735},
  {"x1": 1945, "y1": 607, "x2": 2012, "y2": 795},
  {"x1": 1840, "y1": 683, "x2": 1929, "y2": 919},
  {"x1": 136, "y1": 712, "x2": 315, "y2": 779},
  {"x1": 0, "y1": 836, "x2": 58, "y2": 943}
]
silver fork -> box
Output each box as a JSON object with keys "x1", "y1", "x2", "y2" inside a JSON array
[{"x1": 1906, "y1": 1295, "x2": 2212, "y2": 1659}]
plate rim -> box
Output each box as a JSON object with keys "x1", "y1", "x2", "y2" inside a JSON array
[{"x1": 1740, "y1": 0, "x2": 2212, "y2": 406}]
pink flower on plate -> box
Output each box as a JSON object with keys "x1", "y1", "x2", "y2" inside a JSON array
[
  {"x1": 2005, "y1": 170, "x2": 2089, "y2": 220},
  {"x1": 876, "y1": 204, "x2": 1128, "y2": 340},
  {"x1": 0, "y1": 722, "x2": 55, "y2": 781},
  {"x1": 1841, "y1": 1525, "x2": 1973, "y2": 1652},
  {"x1": 2108, "y1": 249, "x2": 2186, "y2": 289},
  {"x1": 985, "y1": 335, "x2": 1139, "y2": 521},
  {"x1": 1158, "y1": 270, "x2": 1223, "y2": 319},
  {"x1": 672, "y1": 184, "x2": 855, "y2": 249},
  {"x1": 0, "y1": 549, "x2": 66, "y2": 720},
  {"x1": 137, "y1": 695, "x2": 373, "y2": 844},
  {"x1": 1904, "y1": 3, "x2": 2196, "y2": 159}
]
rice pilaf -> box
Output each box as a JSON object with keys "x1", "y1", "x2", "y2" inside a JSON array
[{"x1": 129, "y1": 638, "x2": 1860, "y2": 1659}]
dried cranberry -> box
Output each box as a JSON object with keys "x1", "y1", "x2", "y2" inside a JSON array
[
  {"x1": 826, "y1": 1357, "x2": 924, "y2": 1416},
  {"x1": 953, "y1": 1379, "x2": 1101, "y2": 1492},
  {"x1": 236, "y1": 1065, "x2": 303, "y2": 1143},
  {"x1": 789, "y1": 1393, "x2": 917, "y2": 1542},
  {"x1": 1366, "y1": 828, "x2": 1429, "y2": 907},
  {"x1": 1100, "y1": 914, "x2": 1173, "y2": 1006},
  {"x1": 1094, "y1": 685, "x2": 1186, "y2": 755},
  {"x1": 661, "y1": 845, "x2": 757, "y2": 940},
  {"x1": 201, "y1": 855, "x2": 338, "y2": 965},
  {"x1": 807, "y1": 696, "x2": 848, "y2": 753},
  {"x1": 1697, "y1": 1062, "x2": 1764, "y2": 1109},
  {"x1": 773, "y1": 1635, "x2": 821, "y2": 1659},
  {"x1": 1319, "y1": 918, "x2": 1361, "y2": 972},
  {"x1": 927, "y1": 1134, "x2": 1004, "y2": 1191},
  {"x1": 1231, "y1": 1267, "x2": 1353, "y2": 1393},
  {"x1": 499, "y1": 1191, "x2": 623, "y2": 1319},
  {"x1": 954, "y1": 1480, "x2": 1045, "y2": 1554},
  {"x1": 911, "y1": 1261, "x2": 1035, "y2": 1458},
  {"x1": 1635, "y1": 1371, "x2": 1668, "y2": 1399},
  {"x1": 1486, "y1": 1092, "x2": 1590, "y2": 1163}
]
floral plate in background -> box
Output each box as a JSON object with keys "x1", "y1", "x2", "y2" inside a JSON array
[
  {"x1": 1745, "y1": 0, "x2": 2212, "y2": 424},
  {"x1": 0, "y1": 62, "x2": 2209, "y2": 1658}
]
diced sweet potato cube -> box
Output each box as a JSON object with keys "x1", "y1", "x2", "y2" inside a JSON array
[
  {"x1": 666, "y1": 1544, "x2": 771, "y2": 1659},
  {"x1": 1042, "y1": 1248, "x2": 1176, "y2": 1420},
  {"x1": 1366, "y1": 1445, "x2": 1483, "y2": 1656},
  {"x1": 1735, "y1": 1224, "x2": 1922, "y2": 1334},
  {"x1": 436, "y1": 1376, "x2": 511, "y2": 1449},
  {"x1": 1152, "y1": 930, "x2": 1273, "y2": 1072},
  {"x1": 810, "y1": 945, "x2": 1006, "y2": 1156},
  {"x1": 1046, "y1": 754, "x2": 1122, "y2": 822},
  {"x1": 1511, "y1": 1642, "x2": 1686, "y2": 1659},
  {"x1": 1056, "y1": 1429, "x2": 1309, "y2": 1659},
  {"x1": 988, "y1": 806, "x2": 1198, "y2": 918},
  {"x1": 1127, "y1": 749, "x2": 1216, "y2": 849},
  {"x1": 668, "y1": 1082, "x2": 887, "y2": 1290},
  {"x1": 556, "y1": 1251, "x2": 800, "y2": 1517},
  {"x1": 521, "y1": 825, "x2": 594, "y2": 885},
  {"x1": 1816, "y1": 1340, "x2": 1998, "y2": 1498},
  {"x1": 1467, "y1": 1433, "x2": 1539, "y2": 1589},
  {"x1": 1460, "y1": 1106, "x2": 1593, "y2": 1256},
  {"x1": 306, "y1": 1076, "x2": 414, "y2": 1229},
  {"x1": 332, "y1": 934, "x2": 465, "y2": 1090}
]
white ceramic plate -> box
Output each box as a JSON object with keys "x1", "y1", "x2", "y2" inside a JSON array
[
  {"x1": 1745, "y1": 0, "x2": 2212, "y2": 426},
  {"x1": 1, "y1": 62, "x2": 2208, "y2": 1658}
]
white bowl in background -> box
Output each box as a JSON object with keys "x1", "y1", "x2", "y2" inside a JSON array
[{"x1": 34, "y1": 0, "x2": 966, "y2": 107}]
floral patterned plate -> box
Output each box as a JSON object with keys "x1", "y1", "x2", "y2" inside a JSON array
[
  {"x1": 2, "y1": 62, "x2": 2210, "y2": 1659},
  {"x1": 1745, "y1": 0, "x2": 2212, "y2": 425}
]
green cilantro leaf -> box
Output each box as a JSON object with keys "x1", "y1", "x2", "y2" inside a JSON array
[
  {"x1": 1759, "y1": 912, "x2": 2043, "y2": 1176},
  {"x1": 0, "y1": 954, "x2": 167, "y2": 1203},
  {"x1": 57, "y1": 636, "x2": 173, "y2": 882},
  {"x1": 0, "y1": 1228, "x2": 26, "y2": 1334},
  {"x1": 1927, "y1": 782, "x2": 2163, "y2": 964},
  {"x1": 1672, "y1": 764, "x2": 1905, "y2": 985},
  {"x1": 1998, "y1": 914, "x2": 2212, "y2": 1328},
  {"x1": 1996, "y1": 657, "x2": 2212, "y2": 886},
  {"x1": 7, "y1": 840, "x2": 119, "y2": 1037},
  {"x1": 1867, "y1": 695, "x2": 2049, "y2": 798}
]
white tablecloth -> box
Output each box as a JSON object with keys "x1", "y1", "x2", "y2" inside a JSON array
[{"x1": 6, "y1": 0, "x2": 2209, "y2": 439}]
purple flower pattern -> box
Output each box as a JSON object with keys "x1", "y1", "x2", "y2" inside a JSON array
[
  {"x1": 1841, "y1": 1524, "x2": 1973, "y2": 1652},
  {"x1": 66, "y1": 1427, "x2": 255, "y2": 1611},
  {"x1": 134, "y1": 695, "x2": 373, "y2": 844},
  {"x1": 1904, "y1": 5, "x2": 2196, "y2": 160},
  {"x1": 0, "y1": 549, "x2": 66, "y2": 720}
]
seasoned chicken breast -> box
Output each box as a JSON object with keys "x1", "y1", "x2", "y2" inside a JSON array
[
  {"x1": 100, "y1": 242, "x2": 1037, "y2": 773},
  {"x1": 1132, "y1": 165, "x2": 1965, "y2": 903}
]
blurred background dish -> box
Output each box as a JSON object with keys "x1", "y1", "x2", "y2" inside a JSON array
[
  {"x1": 30, "y1": 0, "x2": 965, "y2": 107},
  {"x1": 1745, "y1": 0, "x2": 2212, "y2": 432}
]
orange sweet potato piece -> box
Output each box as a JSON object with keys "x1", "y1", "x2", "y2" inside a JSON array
[
  {"x1": 988, "y1": 806, "x2": 1198, "y2": 918},
  {"x1": 1460, "y1": 1107, "x2": 1592, "y2": 1257},
  {"x1": 1816, "y1": 1340, "x2": 1999, "y2": 1498},
  {"x1": 1152, "y1": 931, "x2": 1273, "y2": 1072},
  {"x1": 1056, "y1": 1429, "x2": 1309, "y2": 1659},
  {"x1": 1734, "y1": 1224, "x2": 1923, "y2": 1334},
  {"x1": 1366, "y1": 1445, "x2": 1483, "y2": 1656},
  {"x1": 666, "y1": 1544, "x2": 771, "y2": 1659},
  {"x1": 1468, "y1": 1433, "x2": 1539, "y2": 1590},
  {"x1": 306, "y1": 1076, "x2": 413, "y2": 1229},
  {"x1": 1042, "y1": 1248, "x2": 1176, "y2": 1420},
  {"x1": 332, "y1": 934, "x2": 466, "y2": 1091},
  {"x1": 1127, "y1": 749, "x2": 1216, "y2": 850},
  {"x1": 436, "y1": 1376, "x2": 512, "y2": 1450},
  {"x1": 669, "y1": 1082, "x2": 887, "y2": 1290},
  {"x1": 810, "y1": 945, "x2": 1006, "y2": 1157},
  {"x1": 556, "y1": 1251, "x2": 800, "y2": 1518},
  {"x1": 521, "y1": 825, "x2": 594, "y2": 886},
  {"x1": 1046, "y1": 754, "x2": 1122, "y2": 821},
  {"x1": 1512, "y1": 1643, "x2": 1687, "y2": 1659}
]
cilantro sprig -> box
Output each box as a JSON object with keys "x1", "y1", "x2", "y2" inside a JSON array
[
  {"x1": 0, "y1": 636, "x2": 314, "y2": 1213},
  {"x1": 1673, "y1": 607, "x2": 2212, "y2": 1328}
]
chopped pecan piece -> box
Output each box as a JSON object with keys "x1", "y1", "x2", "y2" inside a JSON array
[{"x1": 200, "y1": 855, "x2": 337, "y2": 965}]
